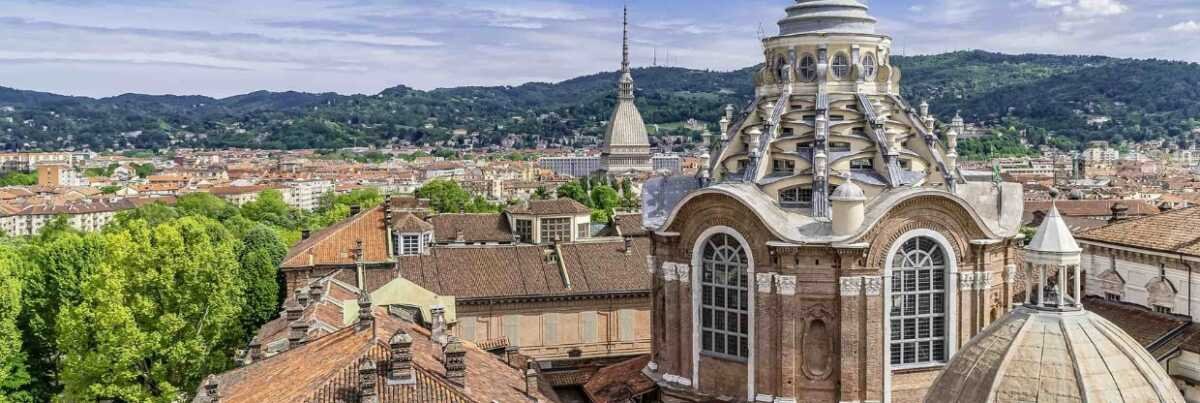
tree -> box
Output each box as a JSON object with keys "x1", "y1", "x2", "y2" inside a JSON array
[
  {"x1": 416, "y1": 180, "x2": 472, "y2": 214},
  {"x1": 0, "y1": 172, "x2": 36, "y2": 187},
  {"x1": 556, "y1": 182, "x2": 591, "y2": 208},
  {"x1": 176, "y1": 193, "x2": 237, "y2": 221},
  {"x1": 236, "y1": 226, "x2": 287, "y2": 333},
  {"x1": 133, "y1": 163, "x2": 156, "y2": 179},
  {"x1": 56, "y1": 217, "x2": 244, "y2": 402},
  {"x1": 112, "y1": 202, "x2": 180, "y2": 229},
  {"x1": 240, "y1": 189, "x2": 295, "y2": 228},
  {"x1": 0, "y1": 243, "x2": 31, "y2": 402},
  {"x1": 590, "y1": 185, "x2": 620, "y2": 223},
  {"x1": 532, "y1": 187, "x2": 550, "y2": 200}
]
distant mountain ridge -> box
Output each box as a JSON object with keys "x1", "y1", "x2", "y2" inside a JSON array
[{"x1": 0, "y1": 50, "x2": 1197, "y2": 151}]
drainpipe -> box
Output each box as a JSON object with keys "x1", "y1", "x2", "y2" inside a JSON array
[{"x1": 1182, "y1": 253, "x2": 1194, "y2": 320}]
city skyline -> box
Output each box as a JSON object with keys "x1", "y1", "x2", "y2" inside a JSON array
[{"x1": 0, "y1": 0, "x2": 1197, "y2": 98}]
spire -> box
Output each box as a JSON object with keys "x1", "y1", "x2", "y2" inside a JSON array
[{"x1": 617, "y1": 4, "x2": 635, "y2": 100}]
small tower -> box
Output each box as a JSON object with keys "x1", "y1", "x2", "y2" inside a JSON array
[
  {"x1": 945, "y1": 112, "x2": 963, "y2": 172},
  {"x1": 830, "y1": 178, "x2": 866, "y2": 236}
]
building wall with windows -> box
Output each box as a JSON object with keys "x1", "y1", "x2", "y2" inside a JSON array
[
  {"x1": 1080, "y1": 243, "x2": 1198, "y2": 316},
  {"x1": 452, "y1": 297, "x2": 651, "y2": 363}
]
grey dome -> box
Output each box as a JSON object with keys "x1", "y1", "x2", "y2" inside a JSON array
[
  {"x1": 829, "y1": 179, "x2": 866, "y2": 202},
  {"x1": 778, "y1": 0, "x2": 878, "y2": 36},
  {"x1": 925, "y1": 306, "x2": 1184, "y2": 403}
]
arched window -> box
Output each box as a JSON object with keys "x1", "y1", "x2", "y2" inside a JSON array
[
  {"x1": 863, "y1": 53, "x2": 878, "y2": 80},
  {"x1": 780, "y1": 186, "x2": 813, "y2": 208},
  {"x1": 890, "y1": 237, "x2": 947, "y2": 367},
  {"x1": 700, "y1": 233, "x2": 749, "y2": 359},
  {"x1": 832, "y1": 53, "x2": 850, "y2": 80},
  {"x1": 799, "y1": 54, "x2": 817, "y2": 82}
]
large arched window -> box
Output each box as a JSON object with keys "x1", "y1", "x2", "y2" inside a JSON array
[
  {"x1": 700, "y1": 233, "x2": 749, "y2": 360},
  {"x1": 889, "y1": 237, "x2": 947, "y2": 367}
]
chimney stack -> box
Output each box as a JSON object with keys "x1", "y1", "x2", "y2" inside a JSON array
[
  {"x1": 1110, "y1": 203, "x2": 1130, "y2": 223},
  {"x1": 456, "y1": 229, "x2": 465, "y2": 243},
  {"x1": 505, "y1": 346, "x2": 524, "y2": 369},
  {"x1": 431, "y1": 305, "x2": 448, "y2": 346},
  {"x1": 350, "y1": 204, "x2": 362, "y2": 216},
  {"x1": 623, "y1": 237, "x2": 633, "y2": 255},
  {"x1": 288, "y1": 320, "x2": 309, "y2": 349},
  {"x1": 358, "y1": 358, "x2": 379, "y2": 403},
  {"x1": 444, "y1": 337, "x2": 467, "y2": 386},
  {"x1": 296, "y1": 288, "x2": 309, "y2": 307},
  {"x1": 248, "y1": 336, "x2": 263, "y2": 362},
  {"x1": 357, "y1": 292, "x2": 374, "y2": 331},
  {"x1": 309, "y1": 281, "x2": 325, "y2": 303},
  {"x1": 524, "y1": 360, "x2": 539, "y2": 397},
  {"x1": 204, "y1": 375, "x2": 220, "y2": 403},
  {"x1": 388, "y1": 330, "x2": 416, "y2": 385},
  {"x1": 284, "y1": 299, "x2": 303, "y2": 321}
]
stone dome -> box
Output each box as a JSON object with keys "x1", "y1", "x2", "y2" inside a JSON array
[
  {"x1": 778, "y1": 0, "x2": 878, "y2": 36},
  {"x1": 924, "y1": 306, "x2": 1185, "y2": 403},
  {"x1": 829, "y1": 179, "x2": 865, "y2": 202}
]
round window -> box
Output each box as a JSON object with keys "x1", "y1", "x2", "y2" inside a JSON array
[
  {"x1": 799, "y1": 54, "x2": 817, "y2": 82},
  {"x1": 863, "y1": 53, "x2": 877, "y2": 80},
  {"x1": 832, "y1": 53, "x2": 850, "y2": 80}
]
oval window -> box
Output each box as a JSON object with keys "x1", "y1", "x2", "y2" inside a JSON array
[
  {"x1": 863, "y1": 53, "x2": 877, "y2": 80},
  {"x1": 799, "y1": 54, "x2": 817, "y2": 82}
]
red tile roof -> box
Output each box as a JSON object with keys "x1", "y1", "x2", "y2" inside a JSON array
[
  {"x1": 507, "y1": 198, "x2": 592, "y2": 216},
  {"x1": 583, "y1": 355, "x2": 655, "y2": 403},
  {"x1": 1077, "y1": 206, "x2": 1200, "y2": 257},
  {"x1": 427, "y1": 214, "x2": 513, "y2": 243}
]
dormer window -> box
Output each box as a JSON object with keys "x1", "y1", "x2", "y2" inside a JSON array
[
  {"x1": 400, "y1": 234, "x2": 420, "y2": 256},
  {"x1": 830, "y1": 142, "x2": 852, "y2": 153},
  {"x1": 772, "y1": 159, "x2": 795, "y2": 174},
  {"x1": 832, "y1": 53, "x2": 850, "y2": 80},
  {"x1": 540, "y1": 217, "x2": 572, "y2": 243},
  {"x1": 851, "y1": 158, "x2": 875, "y2": 171},
  {"x1": 796, "y1": 142, "x2": 813, "y2": 154},
  {"x1": 780, "y1": 186, "x2": 813, "y2": 209}
]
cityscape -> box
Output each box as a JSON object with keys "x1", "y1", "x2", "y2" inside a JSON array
[{"x1": 2, "y1": 0, "x2": 1200, "y2": 402}]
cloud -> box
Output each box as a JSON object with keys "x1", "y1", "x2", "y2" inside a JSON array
[
  {"x1": 1062, "y1": 0, "x2": 1128, "y2": 18},
  {"x1": 1170, "y1": 20, "x2": 1200, "y2": 33}
]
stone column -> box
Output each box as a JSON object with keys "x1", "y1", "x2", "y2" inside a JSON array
[
  {"x1": 776, "y1": 275, "x2": 799, "y2": 400},
  {"x1": 755, "y1": 272, "x2": 777, "y2": 400},
  {"x1": 957, "y1": 272, "x2": 976, "y2": 345},
  {"x1": 862, "y1": 276, "x2": 884, "y2": 402},
  {"x1": 677, "y1": 263, "x2": 694, "y2": 389},
  {"x1": 663, "y1": 263, "x2": 680, "y2": 378},
  {"x1": 838, "y1": 276, "x2": 864, "y2": 402}
]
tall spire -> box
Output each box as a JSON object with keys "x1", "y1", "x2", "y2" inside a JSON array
[{"x1": 617, "y1": 4, "x2": 634, "y2": 100}]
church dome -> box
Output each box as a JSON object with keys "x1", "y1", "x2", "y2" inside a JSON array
[
  {"x1": 829, "y1": 179, "x2": 865, "y2": 202},
  {"x1": 778, "y1": 0, "x2": 878, "y2": 36},
  {"x1": 924, "y1": 306, "x2": 1184, "y2": 403}
]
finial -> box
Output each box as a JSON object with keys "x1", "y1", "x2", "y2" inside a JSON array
[{"x1": 621, "y1": 4, "x2": 630, "y2": 74}]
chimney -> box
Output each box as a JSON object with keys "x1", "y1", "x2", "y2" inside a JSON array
[
  {"x1": 350, "y1": 204, "x2": 362, "y2": 216},
  {"x1": 388, "y1": 330, "x2": 416, "y2": 385},
  {"x1": 204, "y1": 375, "x2": 220, "y2": 403},
  {"x1": 357, "y1": 292, "x2": 374, "y2": 331},
  {"x1": 456, "y1": 229, "x2": 465, "y2": 243},
  {"x1": 295, "y1": 288, "x2": 309, "y2": 307},
  {"x1": 284, "y1": 299, "x2": 303, "y2": 321},
  {"x1": 444, "y1": 337, "x2": 467, "y2": 386},
  {"x1": 1110, "y1": 203, "x2": 1130, "y2": 223},
  {"x1": 248, "y1": 336, "x2": 263, "y2": 362},
  {"x1": 431, "y1": 305, "x2": 448, "y2": 346},
  {"x1": 288, "y1": 320, "x2": 309, "y2": 349},
  {"x1": 309, "y1": 281, "x2": 325, "y2": 302},
  {"x1": 301, "y1": 229, "x2": 311, "y2": 240},
  {"x1": 525, "y1": 360, "x2": 539, "y2": 397},
  {"x1": 623, "y1": 237, "x2": 633, "y2": 255},
  {"x1": 358, "y1": 357, "x2": 379, "y2": 403},
  {"x1": 505, "y1": 346, "x2": 524, "y2": 369}
]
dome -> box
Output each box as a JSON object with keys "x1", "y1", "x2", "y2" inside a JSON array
[
  {"x1": 778, "y1": 0, "x2": 878, "y2": 36},
  {"x1": 829, "y1": 179, "x2": 865, "y2": 202},
  {"x1": 925, "y1": 306, "x2": 1184, "y2": 403}
]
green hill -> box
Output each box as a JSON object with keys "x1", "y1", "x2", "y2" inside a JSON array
[{"x1": 0, "y1": 50, "x2": 1196, "y2": 152}]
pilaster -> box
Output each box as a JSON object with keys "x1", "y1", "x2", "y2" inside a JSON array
[
  {"x1": 776, "y1": 275, "x2": 799, "y2": 399},
  {"x1": 862, "y1": 276, "x2": 884, "y2": 402},
  {"x1": 838, "y1": 276, "x2": 864, "y2": 402},
  {"x1": 756, "y1": 272, "x2": 777, "y2": 399}
]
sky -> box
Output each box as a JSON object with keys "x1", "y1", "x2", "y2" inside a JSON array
[{"x1": 0, "y1": 0, "x2": 1197, "y2": 98}]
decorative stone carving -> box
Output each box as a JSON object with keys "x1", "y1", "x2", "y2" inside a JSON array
[
  {"x1": 646, "y1": 255, "x2": 657, "y2": 275},
  {"x1": 1005, "y1": 264, "x2": 1016, "y2": 284},
  {"x1": 1098, "y1": 269, "x2": 1125, "y2": 296},
  {"x1": 862, "y1": 276, "x2": 883, "y2": 296},
  {"x1": 958, "y1": 272, "x2": 977, "y2": 290},
  {"x1": 756, "y1": 273, "x2": 775, "y2": 294},
  {"x1": 677, "y1": 264, "x2": 691, "y2": 284},
  {"x1": 663, "y1": 263, "x2": 678, "y2": 282},
  {"x1": 1146, "y1": 276, "x2": 1177, "y2": 310},
  {"x1": 776, "y1": 275, "x2": 798, "y2": 296},
  {"x1": 975, "y1": 272, "x2": 992, "y2": 290},
  {"x1": 839, "y1": 276, "x2": 862, "y2": 296}
]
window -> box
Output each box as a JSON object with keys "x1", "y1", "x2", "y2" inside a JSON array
[
  {"x1": 776, "y1": 56, "x2": 790, "y2": 81},
  {"x1": 851, "y1": 158, "x2": 875, "y2": 170},
  {"x1": 863, "y1": 53, "x2": 878, "y2": 80},
  {"x1": 400, "y1": 234, "x2": 420, "y2": 256},
  {"x1": 700, "y1": 233, "x2": 750, "y2": 360},
  {"x1": 799, "y1": 54, "x2": 817, "y2": 82},
  {"x1": 577, "y1": 223, "x2": 590, "y2": 239},
  {"x1": 540, "y1": 217, "x2": 572, "y2": 243},
  {"x1": 1106, "y1": 293, "x2": 1122, "y2": 302},
  {"x1": 772, "y1": 159, "x2": 795, "y2": 174},
  {"x1": 515, "y1": 219, "x2": 533, "y2": 243},
  {"x1": 830, "y1": 142, "x2": 852, "y2": 153},
  {"x1": 796, "y1": 142, "x2": 813, "y2": 154},
  {"x1": 1155, "y1": 305, "x2": 1173, "y2": 314},
  {"x1": 829, "y1": 115, "x2": 846, "y2": 121},
  {"x1": 832, "y1": 53, "x2": 850, "y2": 79},
  {"x1": 900, "y1": 159, "x2": 912, "y2": 170},
  {"x1": 889, "y1": 237, "x2": 948, "y2": 367},
  {"x1": 736, "y1": 159, "x2": 749, "y2": 172},
  {"x1": 780, "y1": 186, "x2": 813, "y2": 208},
  {"x1": 782, "y1": 127, "x2": 795, "y2": 137}
]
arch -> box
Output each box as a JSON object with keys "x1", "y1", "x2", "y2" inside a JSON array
[
  {"x1": 1097, "y1": 269, "x2": 1126, "y2": 298},
  {"x1": 689, "y1": 225, "x2": 757, "y2": 400},
  {"x1": 883, "y1": 229, "x2": 958, "y2": 386}
]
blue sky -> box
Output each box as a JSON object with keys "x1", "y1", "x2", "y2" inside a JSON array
[{"x1": 0, "y1": 0, "x2": 1196, "y2": 97}]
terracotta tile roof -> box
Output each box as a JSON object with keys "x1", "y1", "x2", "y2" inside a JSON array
[
  {"x1": 1077, "y1": 206, "x2": 1200, "y2": 257},
  {"x1": 583, "y1": 355, "x2": 655, "y2": 403},
  {"x1": 396, "y1": 239, "x2": 651, "y2": 300},
  {"x1": 1083, "y1": 297, "x2": 1188, "y2": 348},
  {"x1": 387, "y1": 196, "x2": 432, "y2": 213},
  {"x1": 206, "y1": 282, "x2": 559, "y2": 403},
  {"x1": 507, "y1": 198, "x2": 591, "y2": 216},
  {"x1": 282, "y1": 206, "x2": 390, "y2": 268},
  {"x1": 427, "y1": 214, "x2": 513, "y2": 243},
  {"x1": 612, "y1": 213, "x2": 647, "y2": 237},
  {"x1": 208, "y1": 185, "x2": 276, "y2": 196},
  {"x1": 1024, "y1": 199, "x2": 1159, "y2": 220},
  {"x1": 392, "y1": 212, "x2": 434, "y2": 233}
]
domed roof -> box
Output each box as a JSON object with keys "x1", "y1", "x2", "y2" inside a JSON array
[
  {"x1": 778, "y1": 0, "x2": 878, "y2": 36},
  {"x1": 829, "y1": 179, "x2": 865, "y2": 202},
  {"x1": 925, "y1": 306, "x2": 1184, "y2": 403}
]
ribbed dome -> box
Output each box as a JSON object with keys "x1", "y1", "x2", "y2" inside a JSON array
[
  {"x1": 925, "y1": 306, "x2": 1185, "y2": 403},
  {"x1": 778, "y1": 0, "x2": 878, "y2": 36},
  {"x1": 604, "y1": 99, "x2": 650, "y2": 150}
]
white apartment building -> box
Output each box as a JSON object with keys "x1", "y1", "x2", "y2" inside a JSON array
[
  {"x1": 281, "y1": 180, "x2": 333, "y2": 211},
  {"x1": 0, "y1": 197, "x2": 168, "y2": 236}
]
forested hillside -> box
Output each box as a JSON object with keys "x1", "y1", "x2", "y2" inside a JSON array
[{"x1": 1, "y1": 50, "x2": 1198, "y2": 152}]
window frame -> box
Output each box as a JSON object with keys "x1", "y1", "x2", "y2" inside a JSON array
[
  {"x1": 539, "y1": 217, "x2": 572, "y2": 243},
  {"x1": 829, "y1": 142, "x2": 852, "y2": 153},
  {"x1": 399, "y1": 233, "x2": 421, "y2": 256},
  {"x1": 832, "y1": 53, "x2": 850, "y2": 80},
  {"x1": 515, "y1": 219, "x2": 533, "y2": 243},
  {"x1": 851, "y1": 158, "x2": 875, "y2": 171},
  {"x1": 863, "y1": 53, "x2": 878, "y2": 80},
  {"x1": 798, "y1": 54, "x2": 817, "y2": 82},
  {"x1": 699, "y1": 232, "x2": 751, "y2": 361},
  {"x1": 888, "y1": 236, "x2": 949, "y2": 368},
  {"x1": 779, "y1": 186, "x2": 813, "y2": 209}
]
